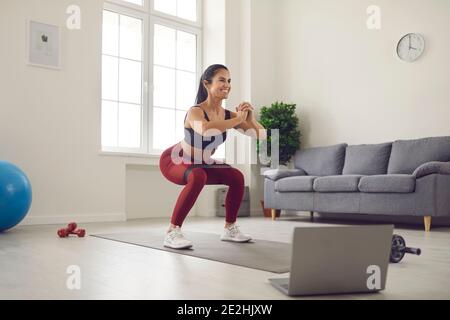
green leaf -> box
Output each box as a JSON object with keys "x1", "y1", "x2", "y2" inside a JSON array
[{"x1": 257, "y1": 101, "x2": 302, "y2": 165}]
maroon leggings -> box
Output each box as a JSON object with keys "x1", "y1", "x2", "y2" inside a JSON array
[{"x1": 159, "y1": 144, "x2": 245, "y2": 227}]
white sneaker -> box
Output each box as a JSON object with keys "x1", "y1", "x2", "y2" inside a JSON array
[
  {"x1": 221, "y1": 225, "x2": 252, "y2": 243},
  {"x1": 164, "y1": 227, "x2": 193, "y2": 250}
]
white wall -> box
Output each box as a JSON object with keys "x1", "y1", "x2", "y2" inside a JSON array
[
  {"x1": 209, "y1": 0, "x2": 279, "y2": 217},
  {"x1": 203, "y1": 0, "x2": 226, "y2": 68},
  {"x1": 0, "y1": 0, "x2": 129, "y2": 224},
  {"x1": 152, "y1": 0, "x2": 279, "y2": 219},
  {"x1": 0, "y1": 0, "x2": 279, "y2": 224},
  {"x1": 248, "y1": 0, "x2": 279, "y2": 213},
  {"x1": 0, "y1": 0, "x2": 195, "y2": 224},
  {"x1": 276, "y1": 0, "x2": 450, "y2": 148},
  {"x1": 126, "y1": 0, "x2": 280, "y2": 220},
  {"x1": 5, "y1": 0, "x2": 447, "y2": 225},
  {"x1": 125, "y1": 164, "x2": 180, "y2": 220}
]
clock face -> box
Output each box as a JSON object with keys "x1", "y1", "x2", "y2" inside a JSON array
[{"x1": 397, "y1": 33, "x2": 425, "y2": 62}]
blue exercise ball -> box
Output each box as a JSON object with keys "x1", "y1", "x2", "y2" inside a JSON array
[{"x1": 0, "y1": 161, "x2": 32, "y2": 232}]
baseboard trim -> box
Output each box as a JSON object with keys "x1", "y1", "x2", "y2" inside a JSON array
[{"x1": 20, "y1": 213, "x2": 127, "y2": 226}]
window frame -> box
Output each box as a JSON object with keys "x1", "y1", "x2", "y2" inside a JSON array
[
  {"x1": 148, "y1": 15, "x2": 203, "y2": 155},
  {"x1": 102, "y1": 0, "x2": 203, "y2": 156},
  {"x1": 150, "y1": 0, "x2": 203, "y2": 29},
  {"x1": 106, "y1": 0, "x2": 150, "y2": 13},
  {"x1": 102, "y1": 2, "x2": 149, "y2": 154}
]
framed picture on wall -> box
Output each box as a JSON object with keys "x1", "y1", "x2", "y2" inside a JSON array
[{"x1": 27, "y1": 20, "x2": 60, "y2": 69}]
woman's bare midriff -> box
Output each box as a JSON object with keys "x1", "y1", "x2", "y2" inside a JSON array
[
  {"x1": 180, "y1": 140, "x2": 215, "y2": 164},
  {"x1": 181, "y1": 108, "x2": 225, "y2": 164}
]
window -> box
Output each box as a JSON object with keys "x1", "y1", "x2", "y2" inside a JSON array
[
  {"x1": 101, "y1": 0, "x2": 202, "y2": 155},
  {"x1": 151, "y1": 23, "x2": 198, "y2": 150},
  {"x1": 101, "y1": 9, "x2": 144, "y2": 150},
  {"x1": 153, "y1": 0, "x2": 197, "y2": 22}
]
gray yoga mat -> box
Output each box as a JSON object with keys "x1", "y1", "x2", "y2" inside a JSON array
[{"x1": 91, "y1": 231, "x2": 291, "y2": 274}]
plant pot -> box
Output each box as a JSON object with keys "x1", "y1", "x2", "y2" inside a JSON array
[{"x1": 260, "y1": 200, "x2": 280, "y2": 218}]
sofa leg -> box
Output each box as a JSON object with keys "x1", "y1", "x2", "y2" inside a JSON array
[
  {"x1": 310, "y1": 211, "x2": 315, "y2": 222},
  {"x1": 424, "y1": 216, "x2": 432, "y2": 232},
  {"x1": 271, "y1": 209, "x2": 277, "y2": 221}
]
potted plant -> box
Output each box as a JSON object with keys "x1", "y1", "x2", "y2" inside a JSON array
[
  {"x1": 258, "y1": 101, "x2": 301, "y2": 218},
  {"x1": 258, "y1": 101, "x2": 301, "y2": 168}
]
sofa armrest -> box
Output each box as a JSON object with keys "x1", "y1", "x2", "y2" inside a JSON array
[
  {"x1": 263, "y1": 168, "x2": 307, "y2": 181},
  {"x1": 413, "y1": 162, "x2": 450, "y2": 179}
]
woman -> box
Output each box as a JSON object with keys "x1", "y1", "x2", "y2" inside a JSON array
[{"x1": 159, "y1": 64, "x2": 267, "y2": 249}]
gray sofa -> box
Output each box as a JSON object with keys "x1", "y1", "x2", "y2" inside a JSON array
[{"x1": 263, "y1": 136, "x2": 450, "y2": 231}]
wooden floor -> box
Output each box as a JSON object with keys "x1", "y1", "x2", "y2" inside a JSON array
[{"x1": 1, "y1": 216, "x2": 449, "y2": 300}]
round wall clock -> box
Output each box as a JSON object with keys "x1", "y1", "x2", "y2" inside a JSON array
[{"x1": 397, "y1": 33, "x2": 425, "y2": 62}]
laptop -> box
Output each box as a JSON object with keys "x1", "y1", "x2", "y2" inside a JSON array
[{"x1": 269, "y1": 225, "x2": 394, "y2": 296}]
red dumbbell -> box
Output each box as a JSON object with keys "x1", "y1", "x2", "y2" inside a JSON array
[
  {"x1": 57, "y1": 228, "x2": 69, "y2": 238},
  {"x1": 70, "y1": 229, "x2": 86, "y2": 237},
  {"x1": 57, "y1": 222, "x2": 86, "y2": 238},
  {"x1": 57, "y1": 222, "x2": 77, "y2": 238},
  {"x1": 57, "y1": 227, "x2": 86, "y2": 238},
  {"x1": 67, "y1": 222, "x2": 77, "y2": 232}
]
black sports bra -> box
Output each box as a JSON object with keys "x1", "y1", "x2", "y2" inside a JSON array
[{"x1": 184, "y1": 106, "x2": 231, "y2": 151}]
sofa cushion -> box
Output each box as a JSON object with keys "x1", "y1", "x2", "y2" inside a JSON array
[
  {"x1": 358, "y1": 175, "x2": 415, "y2": 193},
  {"x1": 388, "y1": 136, "x2": 450, "y2": 174},
  {"x1": 343, "y1": 143, "x2": 392, "y2": 175},
  {"x1": 275, "y1": 176, "x2": 318, "y2": 192},
  {"x1": 263, "y1": 168, "x2": 306, "y2": 181},
  {"x1": 314, "y1": 175, "x2": 364, "y2": 193},
  {"x1": 294, "y1": 144, "x2": 347, "y2": 176}
]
